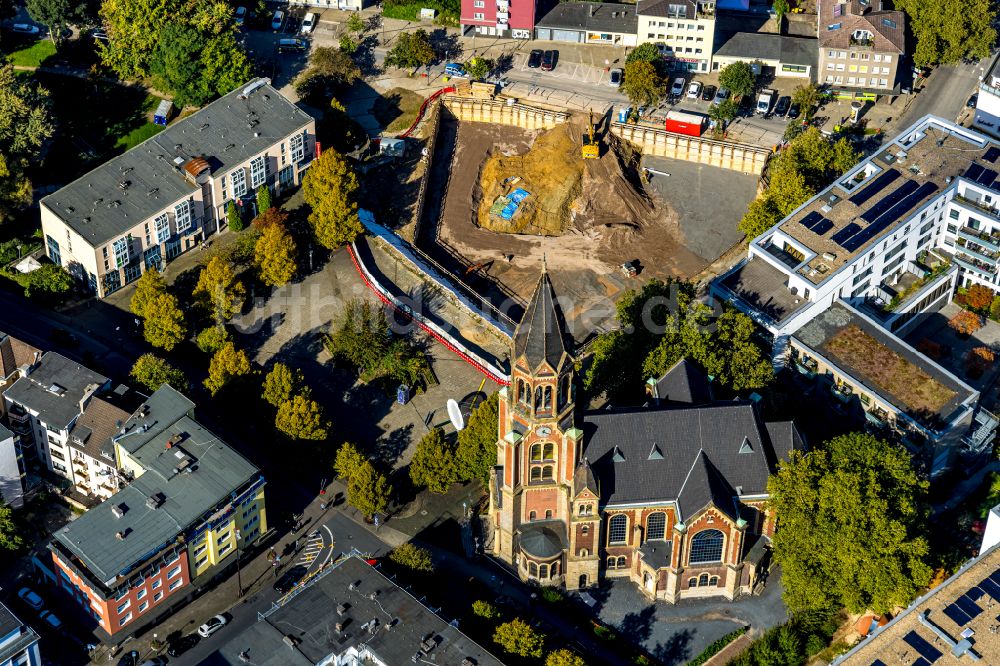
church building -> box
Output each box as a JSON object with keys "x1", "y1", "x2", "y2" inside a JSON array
[{"x1": 488, "y1": 268, "x2": 802, "y2": 602}]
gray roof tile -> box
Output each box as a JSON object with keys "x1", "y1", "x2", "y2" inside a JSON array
[
  {"x1": 4, "y1": 352, "x2": 109, "y2": 431},
  {"x1": 513, "y1": 268, "x2": 571, "y2": 370},
  {"x1": 648, "y1": 358, "x2": 713, "y2": 406}
]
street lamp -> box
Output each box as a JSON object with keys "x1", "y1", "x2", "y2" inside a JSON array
[{"x1": 235, "y1": 529, "x2": 243, "y2": 599}]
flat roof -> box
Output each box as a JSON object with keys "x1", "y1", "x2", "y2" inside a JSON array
[
  {"x1": 204, "y1": 556, "x2": 505, "y2": 666},
  {"x1": 53, "y1": 385, "x2": 258, "y2": 585},
  {"x1": 792, "y1": 301, "x2": 976, "y2": 429},
  {"x1": 40, "y1": 79, "x2": 313, "y2": 247},
  {"x1": 4, "y1": 352, "x2": 109, "y2": 430},
  {"x1": 719, "y1": 256, "x2": 812, "y2": 326},
  {"x1": 766, "y1": 118, "x2": 998, "y2": 286},
  {"x1": 839, "y1": 543, "x2": 1000, "y2": 665},
  {"x1": 714, "y1": 32, "x2": 818, "y2": 67},
  {"x1": 536, "y1": 2, "x2": 638, "y2": 33},
  {"x1": 0, "y1": 601, "x2": 38, "y2": 663}
]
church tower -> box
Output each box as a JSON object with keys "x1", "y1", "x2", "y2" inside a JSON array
[{"x1": 489, "y1": 265, "x2": 582, "y2": 587}]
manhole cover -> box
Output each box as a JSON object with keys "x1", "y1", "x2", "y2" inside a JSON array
[{"x1": 421, "y1": 510, "x2": 428, "y2": 516}]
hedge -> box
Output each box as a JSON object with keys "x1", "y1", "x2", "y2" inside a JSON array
[{"x1": 687, "y1": 625, "x2": 750, "y2": 666}]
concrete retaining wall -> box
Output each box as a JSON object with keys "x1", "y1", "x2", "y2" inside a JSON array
[
  {"x1": 442, "y1": 96, "x2": 568, "y2": 129},
  {"x1": 611, "y1": 122, "x2": 770, "y2": 174}
]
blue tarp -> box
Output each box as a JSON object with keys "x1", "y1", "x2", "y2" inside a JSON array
[
  {"x1": 509, "y1": 188, "x2": 530, "y2": 204},
  {"x1": 499, "y1": 188, "x2": 531, "y2": 220}
]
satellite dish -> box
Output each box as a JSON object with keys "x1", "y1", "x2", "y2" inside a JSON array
[{"x1": 447, "y1": 398, "x2": 465, "y2": 431}]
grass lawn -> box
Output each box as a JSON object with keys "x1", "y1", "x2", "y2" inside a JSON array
[
  {"x1": 373, "y1": 88, "x2": 425, "y2": 134},
  {"x1": 824, "y1": 325, "x2": 958, "y2": 415},
  {"x1": 115, "y1": 122, "x2": 164, "y2": 151},
  {"x1": 5, "y1": 38, "x2": 56, "y2": 68}
]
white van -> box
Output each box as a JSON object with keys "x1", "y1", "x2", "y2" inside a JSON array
[{"x1": 301, "y1": 12, "x2": 317, "y2": 34}]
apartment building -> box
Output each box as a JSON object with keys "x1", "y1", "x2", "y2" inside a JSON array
[
  {"x1": 636, "y1": 0, "x2": 716, "y2": 73},
  {"x1": 40, "y1": 79, "x2": 316, "y2": 298},
  {"x1": 534, "y1": 2, "x2": 638, "y2": 46},
  {"x1": 974, "y1": 52, "x2": 1000, "y2": 139},
  {"x1": 713, "y1": 116, "x2": 1000, "y2": 464},
  {"x1": 0, "y1": 333, "x2": 41, "y2": 508},
  {"x1": 3, "y1": 352, "x2": 110, "y2": 484},
  {"x1": 0, "y1": 602, "x2": 40, "y2": 666},
  {"x1": 461, "y1": 0, "x2": 538, "y2": 39},
  {"x1": 288, "y1": 0, "x2": 367, "y2": 10},
  {"x1": 817, "y1": 0, "x2": 904, "y2": 98},
  {"x1": 49, "y1": 385, "x2": 266, "y2": 639}
]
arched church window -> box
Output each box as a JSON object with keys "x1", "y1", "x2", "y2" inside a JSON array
[
  {"x1": 517, "y1": 379, "x2": 526, "y2": 404},
  {"x1": 539, "y1": 564, "x2": 548, "y2": 579},
  {"x1": 541, "y1": 466, "x2": 553, "y2": 480},
  {"x1": 688, "y1": 577, "x2": 698, "y2": 588},
  {"x1": 689, "y1": 529, "x2": 724, "y2": 564},
  {"x1": 545, "y1": 510, "x2": 553, "y2": 519},
  {"x1": 608, "y1": 515, "x2": 627, "y2": 544},
  {"x1": 529, "y1": 562, "x2": 538, "y2": 577},
  {"x1": 543, "y1": 385, "x2": 552, "y2": 410},
  {"x1": 551, "y1": 562, "x2": 559, "y2": 576},
  {"x1": 606, "y1": 556, "x2": 617, "y2": 569},
  {"x1": 581, "y1": 525, "x2": 589, "y2": 535},
  {"x1": 542, "y1": 443, "x2": 554, "y2": 460},
  {"x1": 698, "y1": 573, "x2": 710, "y2": 587},
  {"x1": 709, "y1": 576, "x2": 719, "y2": 586},
  {"x1": 559, "y1": 374, "x2": 570, "y2": 409},
  {"x1": 646, "y1": 512, "x2": 666, "y2": 541},
  {"x1": 530, "y1": 467, "x2": 542, "y2": 481},
  {"x1": 616, "y1": 556, "x2": 626, "y2": 569},
  {"x1": 535, "y1": 386, "x2": 543, "y2": 411},
  {"x1": 530, "y1": 444, "x2": 542, "y2": 461}
]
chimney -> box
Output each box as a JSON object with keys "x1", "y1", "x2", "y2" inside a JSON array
[
  {"x1": 589, "y1": 5, "x2": 594, "y2": 16},
  {"x1": 80, "y1": 383, "x2": 101, "y2": 414},
  {"x1": 115, "y1": 531, "x2": 125, "y2": 540}
]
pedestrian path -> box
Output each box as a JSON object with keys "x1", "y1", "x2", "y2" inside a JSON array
[{"x1": 296, "y1": 531, "x2": 325, "y2": 568}]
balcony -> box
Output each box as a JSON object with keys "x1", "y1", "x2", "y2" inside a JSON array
[
  {"x1": 831, "y1": 383, "x2": 853, "y2": 404},
  {"x1": 956, "y1": 238, "x2": 999, "y2": 264},
  {"x1": 954, "y1": 195, "x2": 1000, "y2": 222},
  {"x1": 496, "y1": 0, "x2": 508, "y2": 9},
  {"x1": 865, "y1": 407, "x2": 890, "y2": 427},
  {"x1": 849, "y1": 37, "x2": 874, "y2": 48},
  {"x1": 955, "y1": 252, "x2": 999, "y2": 275},
  {"x1": 957, "y1": 226, "x2": 1000, "y2": 251},
  {"x1": 794, "y1": 358, "x2": 817, "y2": 379}
]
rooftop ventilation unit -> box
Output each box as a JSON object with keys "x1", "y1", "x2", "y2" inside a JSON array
[
  {"x1": 336, "y1": 603, "x2": 349, "y2": 616},
  {"x1": 111, "y1": 503, "x2": 127, "y2": 518},
  {"x1": 240, "y1": 80, "x2": 268, "y2": 98},
  {"x1": 145, "y1": 492, "x2": 164, "y2": 510},
  {"x1": 115, "y1": 531, "x2": 125, "y2": 540},
  {"x1": 282, "y1": 635, "x2": 299, "y2": 649}
]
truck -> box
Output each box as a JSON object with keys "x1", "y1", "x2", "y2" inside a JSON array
[
  {"x1": 664, "y1": 110, "x2": 706, "y2": 137},
  {"x1": 756, "y1": 88, "x2": 776, "y2": 116}
]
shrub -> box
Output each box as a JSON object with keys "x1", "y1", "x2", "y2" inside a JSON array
[
  {"x1": 472, "y1": 599, "x2": 498, "y2": 619},
  {"x1": 196, "y1": 325, "x2": 230, "y2": 354},
  {"x1": 540, "y1": 587, "x2": 563, "y2": 603},
  {"x1": 687, "y1": 626, "x2": 748, "y2": 666}
]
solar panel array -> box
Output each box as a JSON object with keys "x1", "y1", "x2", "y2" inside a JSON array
[
  {"x1": 942, "y1": 565, "x2": 1000, "y2": 628},
  {"x1": 832, "y1": 178, "x2": 939, "y2": 253},
  {"x1": 799, "y1": 211, "x2": 834, "y2": 237},
  {"x1": 849, "y1": 169, "x2": 901, "y2": 206},
  {"x1": 861, "y1": 180, "x2": 919, "y2": 223},
  {"x1": 985, "y1": 147, "x2": 1000, "y2": 164},
  {"x1": 903, "y1": 631, "x2": 942, "y2": 663},
  {"x1": 832, "y1": 223, "x2": 862, "y2": 246},
  {"x1": 964, "y1": 163, "x2": 999, "y2": 187}
]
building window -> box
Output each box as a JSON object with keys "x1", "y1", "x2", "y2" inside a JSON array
[
  {"x1": 545, "y1": 509, "x2": 553, "y2": 519},
  {"x1": 529, "y1": 562, "x2": 538, "y2": 577},
  {"x1": 646, "y1": 512, "x2": 666, "y2": 540},
  {"x1": 606, "y1": 556, "x2": 617, "y2": 569},
  {"x1": 168, "y1": 578, "x2": 182, "y2": 591},
  {"x1": 151, "y1": 579, "x2": 161, "y2": 590},
  {"x1": 474, "y1": 0, "x2": 484, "y2": 5},
  {"x1": 529, "y1": 510, "x2": 536, "y2": 520},
  {"x1": 119, "y1": 612, "x2": 132, "y2": 627},
  {"x1": 530, "y1": 444, "x2": 541, "y2": 461},
  {"x1": 175, "y1": 200, "x2": 192, "y2": 233},
  {"x1": 250, "y1": 155, "x2": 267, "y2": 189},
  {"x1": 710, "y1": 576, "x2": 719, "y2": 586},
  {"x1": 689, "y1": 529, "x2": 724, "y2": 564},
  {"x1": 116, "y1": 600, "x2": 130, "y2": 614},
  {"x1": 530, "y1": 467, "x2": 541, "y2": 481},
  {"x1": 46, "y1": 235, "x2": 61, "y2": 265},
  {"x1": 220, "y1": 175, "x2": 228, "y2": 201},
  {"x1": 112, "y1": 237, "x2": 130, "y2": 269},
  {"x1": 950, "y1": 209, "x2": 960, "y2": 220},
  {"x1": 541, "y1": 465, "x2": 553, "y2": 480},
  {"x1": 699, "y1": 573, "x2": 710, "y2": 586},
  {"x1": 230, "y1": 168, "x2": 247, "y2": 198},
  {"x1": 217, "y1": 532, "x2": 231, "y2": 546},
  {"x1": 291, "y1": 133, "x2": 305, "y2": 163},
  {"x1": 539, "y1": 564, "x2": 549, "y2": 579},
  {"x1": 138, "y1": 601, "x2": 148, "y2": 613},
  {"x1": 154, "y1": 213, "x2": 170, "y2": 243},
  {"x1": 153, "y1": 591, "x2": 163, "y2": 602},
  {"x1": 136, "y1": 588, "x2": 146, "y2": 600},
  {"x1": 688, "y1": 577, "x2": 698, "y2": 588},
  {"x1": 580, "y1": 548, "x2": 589, "y2": 557},
  {"x1": 167, "y1": 566, "x2": 182, "y2": 579},
  {"x1": 608, "y1": 514, "x2": 627, "y2": 544},
  {"x1": 581, "y1": 524, "x2": 589, "y2": 535}
]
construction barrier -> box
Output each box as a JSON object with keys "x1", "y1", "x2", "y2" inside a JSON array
[
  {"x1": 611, "y1": 122, "x2": 770, "y2": 174},
  {"x1": 442, "y1": 96, "x2": 569, "y2": 130}
]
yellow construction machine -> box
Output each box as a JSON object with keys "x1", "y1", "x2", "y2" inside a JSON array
[{"x1": 581, "y1": 110, "x2": 599, "y2": 159}]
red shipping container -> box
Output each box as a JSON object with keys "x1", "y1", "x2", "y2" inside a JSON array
[{"x1": 664, "y1": 110, "x2": 706, "y2": 137}]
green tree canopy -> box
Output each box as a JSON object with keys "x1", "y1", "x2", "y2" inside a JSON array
[
  {"x1": 772, "y1": 0, "x2": 790, "y2": 25},
  {"x1": 194, "y1": 256, "x2": 246, "y2": 322},
  {"x1": 98, "y1": 0, "x2": 187, "y2": 79},
  {"x1": 709, "y1": 99, "x2": 739, "y2": 125},
  {"x1": 334, "y1": 441, "x2": 366, "y2": 481},
  {"x1": 142, "y1": 291, "x2": 187, "y2": 351},
  {"x1": 466, "y1": 56, "x2": 491, "y2": 80},
  {"x1": 384, "y1": 29, "x2": 435, "y2": 69},
  {"x1": 768, "y1": 433, "x2": 933, "y2": 614},
  {"x1": 621, "y1": 60, "x2": 664, "y2": 107},
  {"x1": 0, "y1": 497, "x2": 23, "y2": 552},
  {"x1": 472, "y1": 599, "x2": 498, "y2": 619},
  {"x1": 294, "y1": 46, "x2": 362, "y2": 101},
  {"x1": 204, "y1": 342, "x2": 252, "y2": 395},
  {"x1": 493, "y1": 619, "x2": 545, "y2": 658},
  {"x1": 546, "y1": 649, "x2": 587, "y2": 666},
  {"x1": 389, "y1": 542, "x2": 434, "y2": 572},
  {"x1": 130, "y1": 353, "x2": 187, "y2": 392},
  {"x1": 347, "y1": 459, "x2": 390, "y2": 520},
  {"x1": 25, "y1": 0, "x2": 88, "y2": 45},
  {"x1": 896, "y1": 0, "x2": 996, "y2": 66},
  {"x1": 130, "y1": 268, "x2": 167, "y2": 318},
  {"x1": 262, "y1": 362, "x2": 302, "y2": 407},
  {"x1": 409, "y1": 427, "x2": 458, "y2": 494},
  {"x1": 626, "y1": 42, "x2": 661, "y2": 65},
  {"x1": 791, "y1": 83, "x2": 822, "y2": 121},
  {"x1": 227, "y1": 200, "x2": 244, "y2": 232},
  {"x1": 0, "y1": 65, "x2": 55, "y2": 161},
  {"x1": 195, "y1": 325, "x2": 230, "y2": 354},
  {"x1": 302, "y1": 148, "x2": 362, "y2": 250},
  {"x1": 0, "y1": 152, "x2": 31, "y2": 222},
  {"x1": 21, "y1": 263, "x2": 73, "y2": 299},
  {"x1": 149, "y1": 25, "x2": 205, "y2": 106},
  {"x1": 255, "y1": 185, "x2": 272, "y2": 214},
  {"x1": 718, "y1": 61, "x2": 756, "y2": 99},
  {"x1": 254, "y1": 220, "x2": 297, "y2": 287},
  {"x1": 326, "y1": 299, "x2": 430, "y2": 385},
  {"x1": 455, "y1": 393, "x2": 499, "y2": 483},
  {"x1": 275, "y1": 393, "x2": 329, "y2": 441}
]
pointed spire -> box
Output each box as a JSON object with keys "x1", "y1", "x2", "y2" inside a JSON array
[{"x1": 512, "y1": 266, "x2": 571, "y2": 370}]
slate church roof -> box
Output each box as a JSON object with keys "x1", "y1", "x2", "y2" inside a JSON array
[{"x1": 512, "y1": 265, "x2": 571, "y2": 370}]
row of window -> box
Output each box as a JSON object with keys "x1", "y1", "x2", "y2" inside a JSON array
[
  {"x1": 647, "y1": 20, "x2": 707, "y2": 30},
  {"x1": 824, "y1": 76, "x2": 890, "y2": 87},
  {"x1": 608, "y1": 512, "x2": 666, "y2": 543},
  {"x1": 644, "y1": 35, "x2": 705, "y2": 43},
  {"x1": 826, "y1": 50, "x2": 893, "y2": 62},
  {"x1": 526, "y1": 560, "x2": 559, "y2": 579},
  {"x1": 825, "y1": 63, "x2": 892, "y2": 75}
]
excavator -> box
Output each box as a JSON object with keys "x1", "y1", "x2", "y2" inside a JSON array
[{"x1": 581, "y1": 110, "x2": 599, "y2": 159}]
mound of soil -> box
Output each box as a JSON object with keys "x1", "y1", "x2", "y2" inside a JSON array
[{"x1": 475, "y1": 115, "x2": 659, "y2": 239}]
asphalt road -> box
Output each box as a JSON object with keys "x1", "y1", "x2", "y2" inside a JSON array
[{"x1": 898, "y1": 59, "x2": 986, "y2": 128}]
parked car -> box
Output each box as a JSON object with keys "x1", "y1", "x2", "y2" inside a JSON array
[
  {"x1": 701, "y1": 84, "x2": 716, "y2": 101},
  {"x1": 17, "y1": 587, "x2": 43, "y2": 610},
  {"x1": 167, "y1": 635, "x2": 200, "y2": 658},
  {"x1": 670, "y1": 77, "x2": 686, "y2": 98},
  {"x1": 527, "y1": 49, "x2": 543, "y2": 68},
  {"x1": 274, "y1": 566, "x2": 308, "y2": 594},
  {"x1": 686, "y1": 81, "x2": 702, "y2": 99},
  {"x1": 444, "y1": 63, "x2": 468, "y2": 78},
  {"x1": 712, "y1": 86, "x2": 730, "y2": 106},
  {"x1": 197, "y1": 614, "x2": 228, "y2": 638},
  {"x1": 138, "y1": 659, "x2": 168, "y2": 666},
  {"x1": 234, "y1": 6, "x2": 246, "y2": 25},
  {"x1": 608, "y1": 68, "x2": 623, "y2": 87},
  {"x1": 270, "y1": 9, "x2": 284, "y2": 31},
  {"x1": 301, "y1": 12, "x2": 316, "y2": 34},
  {"x1": 38, "y1": 611, "x2": 62, "y2": 631},
  {"x1": 116, "y1": 651, "x2": 140, "y2": 666},
  {"x1": 968, "y1": 93, "x2": 979, "y2": 109},
  {"x1": 277, "y1": 38, "x2": 307, "y2": 53},
  {"x1": 774, "y1": 95, "x2": 791, "y2": 117},
  {"x1": 541, "y1": 50, "x2": 557, "y2": 71},
  {"x1": 9, "y1": 23, "x2": 41, "y2": 35},
  {"x1": 788, "y1": 102, "x2": 801, "y2": 119}
]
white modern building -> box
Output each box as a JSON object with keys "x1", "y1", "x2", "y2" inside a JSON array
[{"x1": 975, "y1": 52, "x2": 1000, "y2": 139}]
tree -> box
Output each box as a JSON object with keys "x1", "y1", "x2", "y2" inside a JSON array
[
  {"x1": 772, "y1": 0, "x2": 790, "y2": 27},
  {"x1": 0, "y1": 153, "x2": 32, "y2": 222},
  {"x1": 294, "y1": 46, "x2": 362, "y2": 100},
  {"x1": 718, "y1": 61, "x2": 756, "y2": 99},
  {"x1": 227, "y1": 201, "x2": 244, "y2": 232},
  {"x1": 739, "y1": 195, "x2": 783, "y2": 239},
  {"x1": 547, "y1": 649, "x2": 586, "y2": 666},
  {"x1": 256, "y1": 185, "x2": 272, "y2": 214},
  {"x1": 130, "y1": 353, "x2": 187, "y2": 392},
  {"x1": 204, "y1": 342, "x2": 252, "y2": 395},
  {"x1": 493, "y1": 619, "x2": 544, "y2": 658},
  {"x1": 195, "y1": 325, "x2": 230, "y2": 354},
  {"x1": 990, "y1": 295, "x2": 1000, "y2": 321},
  {"x1": 150, "y1": 25, "x2": 207, "y2": 106},
  {"x1": 791, "y1": 83, "x2": 822, "y2": 121},
  {"x1": 466, "y1": 56, "x2": 491, "y2": 80},
  {"x1": 964, "y1": 284, "x2": 995, "y2": 311},
  {"x1": 384, "y1": 29, "x2": 435, "y2": 70},
  {"x1": 26, "y1": 0, "x2": 87, "y2": 45},
  {"x1": 326, "y1": 299, "x2": 430, "y2": 384},
  {"x1": 768, "y1": 433, "x2": 932, "y2": 614},
  {"x1": 98, "y1": 0, "x2": 186, "y2": 79},
  {"x1": 254, "y1": 206, "x2": 288, "y2": 230},
  {"x1": 409, "y1": 427, "x2": 458, "y2": 494},
  {"x1": 455, "y1": 393, "x2": 500, "y2": 482},
  {"x1": 347, "y1": 459, "x2": 390, "y2": 520},
  {"x1": 339, "y1": 34, "x2": 358, "y2": 55},
  {"x1": 472, "y1": 599, "x2": 498, "y2": 619},
  {"x1": 130, "y1": 268, "x2": 167, "y2": 318},
  {"x1": 199, "y1": 31, "x2": 252, "y2": 99},
  {"x1": 0, "y1": 65, "x2": 55, "y2": 160},
  {"x1": 334, "y1": 441, "x2": 366, "y2": 481},
  {"x1": 346, "y1": 11, "x2": 365, "y2": 34},
  {"x1": 0, "y1": 497, "x2": 22, "y2": 552},
  {"x1": 254, "y1": 221, "x2": 297, "y2": 287},
  {"x1": 389, "y1": 543, "x2": 434, "y2": 572},
  {"x1": 896, "y1": 0, "x2": 996, "y2": 66},
  {"x1": 708, "y1": 99, "x2": 739, "y2": 125},
  {"x1": 263, "y1": 362, "x2": 302, "y2": 407},
  {"x1": 621, "y1": 60, "x2": 663, "y2": 107},
  {"x1": 21, "y1": 263, "x2": 73, "y2": 299},
  {"x1": 302, "y1": 148, "x2": 362, "y2": 250},
  {"x1": 194, "y1": 256, "x2": 246, "y2": 322},
  {"x1": 626, "y1": 42, "x2": 661, "y2": 65},
  {"x1": 275, "y1": 393, "x2": 329, "y2": 441},
  {"x1": 143, "y1": 292, "x2": 187, "y2": 351},
  {"x1": 949, "y1": 310, "x2": 983, "y2": 335}
]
